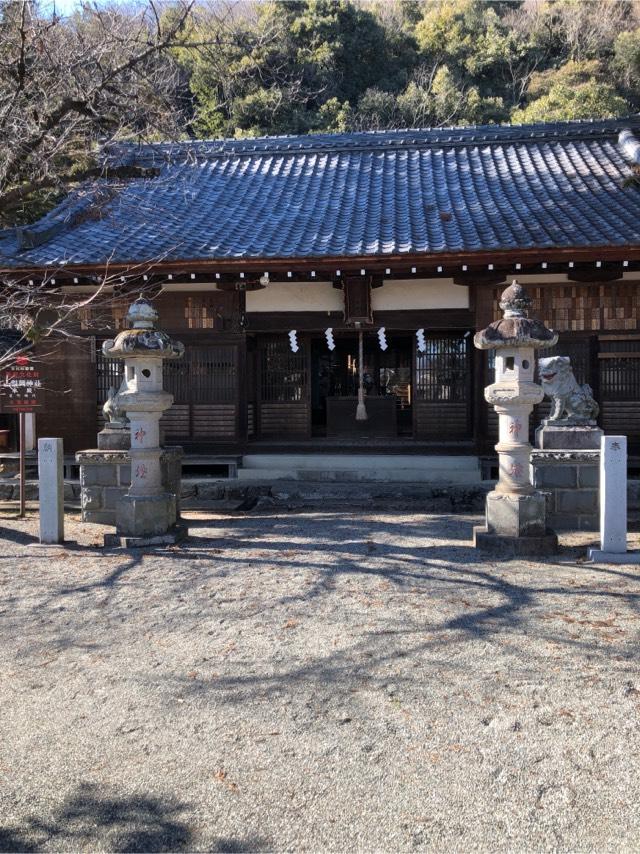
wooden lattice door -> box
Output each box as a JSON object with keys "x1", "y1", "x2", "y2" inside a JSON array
[
  {"x1": 414, "y1": 334, "x2": 472, "y2": 439},
  {"x1": 257, "y1": 337, "x2": 310, "y2": 439},
  {"x1": 97, "y1": 342, "x2": 241, "y2": 444}
]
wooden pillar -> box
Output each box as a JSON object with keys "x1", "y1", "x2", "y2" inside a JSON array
[
  {"x1": 236, "y1": 332, "x2": 249, "y2": 451},
  {"x1": 472, "y1": 284, "x2": 495, "y2": 452}
]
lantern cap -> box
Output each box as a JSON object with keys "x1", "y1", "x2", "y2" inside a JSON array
[
  {"x1": 474, "y1": 280, "x2": 558, "y2": 351},
  {"x1": 101, "y1": 297, "x2": 184, "y2": 360}
]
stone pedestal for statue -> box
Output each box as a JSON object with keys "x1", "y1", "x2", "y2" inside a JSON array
[
  {"x1": 473, "y1": 281, "x2": 558, "y2": 556},
  {"x1": 531, "y1": 419, "x2": 602, "y2": 530},
  {"x1": 530, "y1": 356, "x2": 602, "y2": 530},
  {"x1": 76, "y1": 447, "x2": 183, "y2": 526},
  {"x1": 97, "y1": 426, "x2": 130, "y2": 451},
  {"x1": 97, "y1": 297, "x2": 187, "y2": 547}
]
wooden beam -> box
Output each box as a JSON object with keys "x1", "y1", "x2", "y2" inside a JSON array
[
  {"x1": 453, "y1": 271, "x2": 506, "y2": 287},
  {"x1": 6, "y1": 244, "x2": 640, "y2": 280},
  {"x1": 568, "y1": 264, "x2": 623, "y2": 282}
]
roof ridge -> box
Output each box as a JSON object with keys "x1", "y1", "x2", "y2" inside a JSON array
[{"x1": 103, "y1": 116, "x2": 640, "y2": 167}]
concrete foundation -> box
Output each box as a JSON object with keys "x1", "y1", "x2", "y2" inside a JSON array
[
  {"x1": 76, "y1": 447, "x2": 183, "y2": 525},
  {"x1": 588, "y1": 549, "x2": 640, "y2": 564},
  {"x1": 473, "y1": 526, "x2": 558, "y2": 556},
  {"x1": 104, "y1": 518, "x2": 188, "y2": 549},
  {"x1": 239, "y1": 454, "x2": 482, "y2": 484}
]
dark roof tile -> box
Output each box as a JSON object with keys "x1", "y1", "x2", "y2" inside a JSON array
[{"x1": 3, "y1": 118, "x2": 640, "y2": 268}]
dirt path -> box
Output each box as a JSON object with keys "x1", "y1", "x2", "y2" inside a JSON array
[{"x1": 1, "y1": 510, "x2": 639, "y2": 852}]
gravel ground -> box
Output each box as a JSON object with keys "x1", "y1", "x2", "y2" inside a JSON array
[{"x1": 1, "y1": 509, "x2": 640, "y2": 853}]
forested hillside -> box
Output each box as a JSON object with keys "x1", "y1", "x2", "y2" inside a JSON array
[{"x1": 177, "y1": 0, "x2": 640, "y2": 137}]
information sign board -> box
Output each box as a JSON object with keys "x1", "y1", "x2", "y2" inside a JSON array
[{"x1": 0, "y1": 355, "x2": 44, "y2": 413}]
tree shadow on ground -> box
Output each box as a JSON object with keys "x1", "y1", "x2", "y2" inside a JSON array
[
  {"x1": 0, "y1": 782, "x2": 269, "y2": 852},
  {"x1": 4, "y1": 510, "x2": 640, "y2": 702}
]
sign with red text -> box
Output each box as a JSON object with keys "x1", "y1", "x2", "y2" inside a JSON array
[{"x1": 0, "y1": 355, "x2": 44, "y2": 413}]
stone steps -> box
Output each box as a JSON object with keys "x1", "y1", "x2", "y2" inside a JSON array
[
  {"x1": 181, "y1": 480, "x2": 493, "y2": 512},
  {"x1": 238, "y1": 453, "x2": 482, "y2": 484}
]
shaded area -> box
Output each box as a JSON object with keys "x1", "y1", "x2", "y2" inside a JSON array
[
  {"x1": 0, "y1": 782, "x2": 270, "y2": 852},
  {"x1": 0, "y1": 784, "x2": 191, "y2": 852},
  {"x1": 1, "y1": 511, "x2": 640, "y2": 852}
]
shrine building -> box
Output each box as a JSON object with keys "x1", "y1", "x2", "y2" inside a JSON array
[{"x1": 2, "y1": 117, "x2": 640, "y2": 474}]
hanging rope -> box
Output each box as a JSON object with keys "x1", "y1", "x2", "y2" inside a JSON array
[{"x1": 356, "y1": 328, "x2": 368, "y2": 421}]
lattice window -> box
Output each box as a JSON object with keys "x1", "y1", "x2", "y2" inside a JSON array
[
  {"x1": 163, "y1": 345, "x2": 237, "y2": 404},
  {"x1": 96, "y1": 349, "x2": 123, "y2": 405},
  {"x1": 260, "y1": 339, "x2": 306, "y2": 402},
  {"x1": 599, "y1": 338, "x2": 640, "y2": 400},
  {"x1": 415, "y1": 335, "x2": 469, "y2": 402},
  {"x1": 190, "y1": 346, "x2": 236, "y2": 403},
  {"x1": 185, "y1": 296, "x2": 226, "y2": 330}
]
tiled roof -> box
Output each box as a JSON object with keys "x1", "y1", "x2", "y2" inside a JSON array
[{"x1": 3, "y1": 118, "x2": 640, "y2": 270}]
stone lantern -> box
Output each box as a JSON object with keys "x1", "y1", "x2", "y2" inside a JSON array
[
  {"x1": 101, "y1": 297, "x2": 186, "y2": 546},
  {"x1": 473, "y1": 281, "x2": 558, "y2": 556}
]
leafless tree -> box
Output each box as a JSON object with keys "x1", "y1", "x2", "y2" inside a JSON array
[
  {"x1": 0, "y1": 0, "x2": 235, "y2": 373},
  {"x1": 0, "y1": 259, "x2": 168, "y2": 375},
  {"x1": 0, "y1": 0, "x2": 200, "y2": 225}
]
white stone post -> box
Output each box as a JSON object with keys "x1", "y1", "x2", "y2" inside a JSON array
[
  {"x1": 38, "y1": 437, "x2": 64, "y2": 544},
  {"x1": 25, "y1": 414, "x2": 36, "y2": 452},
  {"x1": 589, "y1": 435, "x2": 640, "y2": 563}
]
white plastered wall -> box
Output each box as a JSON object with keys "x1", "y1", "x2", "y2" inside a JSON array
[
  {"x1": 246, "y1": 278, "x2": 469, "y2": 312},
  {"x1": 246, "y1": 281, "x2": 343, "y2": 312},
  {"x1": 371, "y1": 279, "x2": 469, "y2": 310}
]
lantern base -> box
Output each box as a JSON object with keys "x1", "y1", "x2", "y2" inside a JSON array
[
  {"x1": 485, "y1": 490, "x2": 549, "y2": 538},
  {"x1": 474, "y1": 490, "x2": 558, "y2": 557},
  {"x1": 111, "y1": 492, "x2": 183, "y2": 544}
]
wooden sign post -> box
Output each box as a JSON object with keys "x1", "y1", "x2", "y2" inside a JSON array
[{"x1": 0, "y1": 355, "x2": 44, "y2": 517}]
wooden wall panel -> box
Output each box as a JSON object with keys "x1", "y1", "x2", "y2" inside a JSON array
[
  {"x1": 414, "y1": 402, "x2": 470, "y2": 439},
  {"x1": 192, "y1": 404, "x2": 236, "y2": 439},
  {"x1": 160, "y1": 405, "x2": 190, "y2": 440},
  {"x1": 490, "y1": 282, "x2": 640, "y2": 333},
  {"x1": 259, "y1": 403, "x2": 310, "y2": 438},
  {"x1": 35, "y1": 338, "x2": 97, "y2": 452},
  {"x1": 601, "y1": 402, "x2": 640, "y2": 436}
]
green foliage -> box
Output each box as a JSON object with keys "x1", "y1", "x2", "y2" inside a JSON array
[
  {"x1": 177, "y1": 0, "x2": 638, "y2": 137},
  {"x1": 512, "y1": 60, "x2": 630, "y2": 123},
  {"x1": 613, "y1": 28, "x2": 640, "y2": 88}
]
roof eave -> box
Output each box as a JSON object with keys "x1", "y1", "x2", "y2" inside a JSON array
[{"x1": 4, "y1": 243, "x2": 640, "y2": 278}]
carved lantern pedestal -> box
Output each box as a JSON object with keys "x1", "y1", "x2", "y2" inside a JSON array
[
  {"x1": 101, "y1": 297, "x2": 187, "y2": 547},
  {"x1": 473, "y1": 281, "x2": 559, "y2": 557}
]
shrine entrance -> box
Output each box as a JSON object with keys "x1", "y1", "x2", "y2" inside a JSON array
[{"x1": 310, "y1": 333, "x2": 413, "y2": 438}]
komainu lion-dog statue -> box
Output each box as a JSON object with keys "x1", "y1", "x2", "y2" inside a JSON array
[{"x1": 538, "y1": 356, "x2": 599, "y2": 423}]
